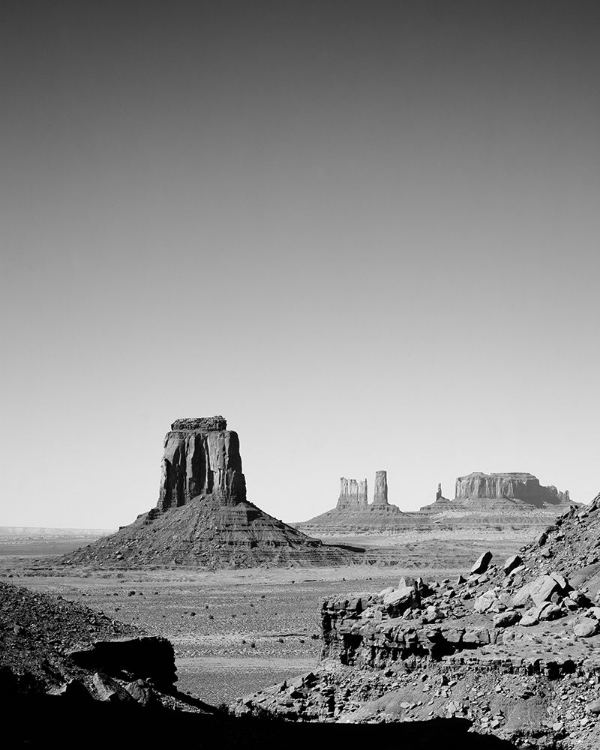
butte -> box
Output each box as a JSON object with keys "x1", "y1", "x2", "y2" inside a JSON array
[{"x1": 63, "y1": 417, "x2": 356, "y2": 568}]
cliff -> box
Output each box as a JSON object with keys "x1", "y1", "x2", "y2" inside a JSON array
[
  {"x1": 158, "y1": 417, "x2": 246, "y2": 510},
  {"x1": 336, "y1": 478, "x2": 368, "y2": 510},
  {"x1": 455, "y1": 472, "x2": 570, "y2": 508}
]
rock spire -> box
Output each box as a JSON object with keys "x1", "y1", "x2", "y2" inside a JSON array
[{"x1": 372, "y1": 470, "x2": 389, "y2": 506}]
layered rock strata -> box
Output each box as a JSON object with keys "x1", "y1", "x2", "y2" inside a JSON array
[
  {"x1": 63, "y1": 418, "x2": 356, "y2": 568},
  {"x1": 455, "y1": 472, "x2": 570, "y2": 507},
  {"x1": 233, "y1": 492, "x2": 600, "y2": 749}
]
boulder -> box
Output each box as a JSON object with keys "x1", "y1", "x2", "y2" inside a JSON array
[
  {"x1": 383, "y1": 586, "x2": 418, "y2": 613},
  {"x1": 493, "y1": 610, "x2": 521, "y2": 628},
  {"x1": 474, "y1": 590, "x2": 501, "y2": 614},
  {"x1": 503, "y1": 555, "x2": 523, "y2": 575},
  {"x1": 67, "y1": 636, "x2": 177, "y2": 690},
  {"x1": 574, "y1": 620, "x2": 599, "y2": 638},
  {"x1": 512, "y1": 575, "x2": 560, "y2": 608},
  {"x1": 471, "y1": 551, "x2": 493, "y2": 575}
]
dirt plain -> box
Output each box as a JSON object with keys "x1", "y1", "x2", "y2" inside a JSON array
[{"x1": 0, "y1": 530, "x2": 533, "y2": 706}]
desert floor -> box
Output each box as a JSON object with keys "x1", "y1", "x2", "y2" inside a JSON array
[{"x1": 0, "y1": 531, "x2": 531, "y2": 705}]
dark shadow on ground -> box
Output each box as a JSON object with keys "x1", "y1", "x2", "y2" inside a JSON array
[
  {"x1": 5, "y1": 694, "x2": 520, "y2": 750},
  {"x1": 325, "y1": 543, "x2": 367, "y2": 553}
]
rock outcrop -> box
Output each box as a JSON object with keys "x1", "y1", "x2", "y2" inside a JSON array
[
  {"x1": 62, "y1": 418, "x2": 356, "y2": 569},
  {"x1": 0, "y1": 580, "x2": 188, "y2": 707},
  {"x1": 232, "y1": 492, "x2": 600, "y2": 749}
]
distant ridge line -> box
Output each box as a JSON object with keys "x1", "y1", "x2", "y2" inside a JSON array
[{"x1": 0, "y1": 527, "x2": 115, "y2": 537}]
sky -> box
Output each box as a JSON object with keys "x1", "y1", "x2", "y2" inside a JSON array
[{"x1": 1, "y1": 1, "x2": 599, "y2": 529}]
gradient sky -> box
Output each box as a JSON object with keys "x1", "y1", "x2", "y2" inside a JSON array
[{"x1": 1, "y1": 1, "x2": 599, "y2": 528}]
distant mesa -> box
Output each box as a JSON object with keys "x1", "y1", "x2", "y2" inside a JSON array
[
  {"x1": 420, "y1": 472, "x2": 571, "y2": 512},
  {"x1": 458, "y1": 471, "x2": 570, "y2": 506},
  {"x1": 298, "y1": 471, "x2": 573, "y2": 536},
  {"x1": 62, "y1": 417, "x2": 355, "y2": 568}
]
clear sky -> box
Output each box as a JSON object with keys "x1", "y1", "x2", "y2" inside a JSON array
[{"x1": 1, "y1": 1, "x2": 599, "y2": 528}]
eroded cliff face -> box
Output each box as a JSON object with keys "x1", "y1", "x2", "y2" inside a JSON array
[
  {"x1": 157, "y1": 417, "x2": 246, "y2": 510},
  {"x1": 455, "y1": 472, "x2": 570, "y2": 508},
  {"x1": 336, "y1": 478, "x2": 368, "y2": 510}
]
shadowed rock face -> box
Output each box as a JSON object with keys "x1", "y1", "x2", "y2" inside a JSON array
[
  {"x1": 158, "y1": 417, "x2": 246, "y2": 510},
  {"x1": 455, "y1": 472, "x2": 570, "y2": 508}
]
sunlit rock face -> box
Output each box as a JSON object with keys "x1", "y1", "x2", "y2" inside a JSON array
[
  {"x1": 455, "y1": 472, "x2": 570, "y2": 508},
  {"x1": 157, "y1": 416, "x2": 246, "y2": 511},
  {"x1": 372, "y1": 470, "x2": 389, "y2": 507},
  {"x1": 336, "y1": 478, "x2": 368, "y2": 510}
]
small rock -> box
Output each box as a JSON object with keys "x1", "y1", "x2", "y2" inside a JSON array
[
  {"x1": 493, "y1": 610, "x2": 521, "y2": 628},
  {"x1": 503, "y1": 555, "x2": 523, "y2": 575},
  {"x1": 573, "y1": 620, "x2": 598, "y2": 638}
]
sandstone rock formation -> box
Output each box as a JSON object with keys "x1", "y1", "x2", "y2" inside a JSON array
[
  {"x1": 233, "y1": 491, "x2": 600, "y2": 749},
  {"x1": 62, "y1": 417, "x2": 356, "y2": 568},
  {"x1": 372, "y1": 470, "x2": 389, "y2": 507},
  {"x1": 300, "y1": 470, "x2": 573, "y2": 539},
  {"x1": 299, "y1": 470, "x2": 418, "y2": 536},
  {"x1": 336, "y1": 478, "x2": 368, "y2": 510},
  {"x1": 158, "y1": 416, "x2": 246, "y2": 510},
  {"x1": 455, "y1": 472, "x2": 570, "y2": 507}
]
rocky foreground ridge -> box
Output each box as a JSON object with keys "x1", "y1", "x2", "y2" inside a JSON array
[
  {"x1": 234, "y1": 492, "x2": 600, "y2": 749},
  {"x1": 299, "y1": 472, "x2": 572, "y2": 535},
  {"x1": 63, "y1": 417, "x2": 353, "y2": 568},
  {"x1": 0, "y1": 580, "x2": 516, "y2": 749},
  {"x1": 0, "y1": 580, "x2": 203, "y2": 710}
]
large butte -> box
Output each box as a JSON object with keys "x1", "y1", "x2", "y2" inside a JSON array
[{"x1": 62, "y1": 417, "x2": 356, "y2": 568}]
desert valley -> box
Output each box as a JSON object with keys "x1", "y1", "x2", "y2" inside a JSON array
[{"x1": 2, "y1": 417, "x2": 599, "y2": 749}]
